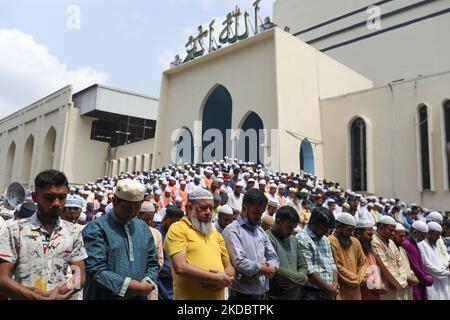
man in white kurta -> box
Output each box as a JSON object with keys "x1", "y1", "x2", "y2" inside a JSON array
[{"x1": 418, "y1": 222, "x2": 450, "y2": 300}]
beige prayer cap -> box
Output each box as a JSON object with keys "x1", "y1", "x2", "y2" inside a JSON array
[
  {"x1": 115, "y1": 179, "x2": 145, "y2": 202},
  {"x1": 140, "y1": 201, "x2": 155, "y2": 213}
]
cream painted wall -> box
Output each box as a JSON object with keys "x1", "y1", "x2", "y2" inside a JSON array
[
  {"x1": 155, "y1": 28, "x2": 372, "y2": 176},
  {"x1": 155, "y1": 30, "x2": 280, "y2": 169},
  {"x1": 321, "y1": 71, "x2": 450, "y2": 211},
  {"x1": 106, "y1": 139, "x2": 155, "y2": 176},
  {"x1": 274, "y1": 30, "x2": 372, "y2": 175},
  {"x1": 62, "y1": 109, "x2": 110, "y2": 185},
  {"x1": 0, "y1": 86, "x2": 73, "y2": 192},
  {"x1": 274, "y1": 0, "x2": 450, "y2": 86}
]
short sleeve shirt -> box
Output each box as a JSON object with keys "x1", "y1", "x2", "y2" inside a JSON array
[
  {"x1": 164, "y1": 217, "x2": 229, "y2": 300},
  {"x1": 0, "y1": 213, "x2": 88, "y2": 291}
]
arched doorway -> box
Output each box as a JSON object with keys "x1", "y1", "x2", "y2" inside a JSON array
[
  {"x1": 3, "y1": 142, "x2": 16, "y2": 189},
  {"x1": 201, "y1": 85, "x2": 232, "y2": 162},
  {"x1": 41, "y1": 127, "x2": 56, "y2": 170},
  {"x1": 237, "y1": 112, "x2": 265, "y2": 164},
  {"x1": 21, "y1": 135, "x2": 34, "y2": 187},
  {"x1": 300, "y1": 139, "x2": 315, "y2": 175}
]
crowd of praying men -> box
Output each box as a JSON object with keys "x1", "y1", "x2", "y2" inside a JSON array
[{"x1": 0, "y1": 158, "x2": 449, "y2": 300}]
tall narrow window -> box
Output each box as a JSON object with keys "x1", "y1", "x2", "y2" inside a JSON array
[
  {"x1": 445, "y1": 102, "x2": 450, "y2": 187},
  {"x1": 350, "y1": 118, "x2": 367, "y2": 191},
  {"x1": 419, "y1": 106, "x2": 431, "y2": 190}
]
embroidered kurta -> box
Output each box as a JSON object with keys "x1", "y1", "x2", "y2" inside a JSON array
[{"x1": 82, "y1": 212, "x2": 159, "y2": 300}]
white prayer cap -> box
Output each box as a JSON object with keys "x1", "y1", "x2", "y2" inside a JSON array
[
  {"x1": 360, "y1": 198, "x2": 368, "y2": 204},
  {"x1": 278, "y1": 184, "x2": 286, "y2": 189},
  {"x1": 274, "y1": 177, "x2": 280, "y2": 181},
  {"x1": 95, "y1": 212, "x2": 103, "y2": 219},
  {"x1": 175, "y1": 197, "x2": 183, "y2": 203},
  {"x1": 181, "y1": 181, "x2": 187, "y2": 185},
  {"x1": 218, "y1": 204, "x2": 233, "y2": 215},
  {"x1": 306, "y1": 181, "x2": 314, "y2": 189},
  {"x1": 396, "y1": 223, "x2": 405, "y2": 232},
  {"x1": 427, "y1": 222, "x2": 442, "y2": 233},
  {"x1": 194, "y1": 175, "x2": 201, "y2": 179},
  {"x1": 378, "y1": 215, "x2": 397, "y2": 226},
  {"x1": 289, "y1": 188, "x2": 296, "y2": 193},
  {"x1": 153, "y1": 213, "x2": 163, "y2": 223},
  {"x1": 79, "y1": 212, "x2": 87, "y2": 223},
  {"x1": 336, "y1": 212, "x2": 356, "y2": 227},
  {"x1": 101, "y1": 200, "x2": 108, "y2": 206},
  {"x1": 427, "y1": 211, "x2": 443, "y2": 224},
  {"x1": 140, "y1": 201, "x2": 155, "y2": 213},
  {"x1": 375, "y1": 202, "x2": 383, "y2": 208},
  {"x1": 389, "y1": 198, "x2": 396, "y2": 204},
  {"x1": 300, "y1": 188, "x2": 309, "y2": 194},
  {"x1": 164, "y1": 188, "x2": 172, "y2": 193},
  {"x1": 169, "y1": 176, "x2": 176, "y2": 181},
  {"x1": 270, "y1": 183, "x2": 277, "y2": 189},
  {"x1": 356, "y1": 219, "x2": 374, "y2": 229},
  {"x1": 259, "y1": 173, "x2": 265, "y2": 178},
  {"x1": 343, "y1": 203, "x2": 350, "y2": 209},
  {"x1": 268, "y1": 199, "x2": 280, "y2": 208},
  {"x1": 115, "y1": 179, "x2": 145, "y2": 202},
  {"x1": 189, "y1": 188, "x2": 213, "y2": 201},
  {"x1": 236, "y1": 180, "x2": 246, "y2": 188},
  {"x1": 155, "y1": 190, "x2": 162, "y2": 195},
  {"x1": 69, "y1": 187, "x2": 76, "y2": 192},
  {"x1": 65, "y1": 196, "x2": 84, "y2": 209},
  {"x1": 412, "y1": 221, "x2": 428, "y2": 233},
  {"x1": 248, "y1": 178, "x2": 256, "y2": 183},
  {"x1": 367, "y1": 202, "x2": 374, "y2": 208},
  {"x1": 259, "y1": 180, "x2": 266, "y2": 185}
]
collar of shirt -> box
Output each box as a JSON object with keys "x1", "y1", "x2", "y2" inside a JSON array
[
  {"x1": 305, "y1": 225, "x2": 320, "y2": 241},
  {"x1": 236, "y1": 215, "x2": 258, "y2": 232},
  {"x1": 110, "y1": 210, "x2": 131, "y2": 226},
  {"x1": 30, "y1": 212, "x2": 62, "y2": 234}
]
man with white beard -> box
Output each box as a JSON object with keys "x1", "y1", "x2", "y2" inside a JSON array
[{"x1": 164, "y1": 188, "x2": 235, "y2": 300}]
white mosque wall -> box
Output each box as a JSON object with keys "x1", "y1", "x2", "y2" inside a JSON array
[
  {"x1": 321, "y1": 71, "x2": 450, "y2": 211},
  {"x1": 273, "y1": 0, "x2": 450, "y2": 86}
]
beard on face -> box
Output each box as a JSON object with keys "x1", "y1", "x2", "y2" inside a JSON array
[
  {"x1": 359, "y1": 239, "x2": 372, "y2": 255},
  {"x1": 190, "y1": 208, "x2": 213, "y2": 236},
  {"x1": 336, "y1": 233, "x2": 352, "y2": 249}
]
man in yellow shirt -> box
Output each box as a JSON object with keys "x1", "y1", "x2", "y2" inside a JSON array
[{"x1": 164, "y1": 188, "x2": 235, "y2": 300}]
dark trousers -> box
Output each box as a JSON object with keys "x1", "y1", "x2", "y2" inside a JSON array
[
  {"x1": 229, "y1": 290, "x2": 268, "y2": 301},
  {"x1": 298, "y1": 286, "x2": 334, "y2": 300}
]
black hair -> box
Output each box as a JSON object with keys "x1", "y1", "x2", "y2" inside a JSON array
[
  {"x1": 243, "y1": 189, "x2": 268, "y2": 208},
  {"x1": 34, "y1": 170, "x2": 69, "y2": 191},
  {"x1": 276, "y1": 206, "x2": 300, "y2": 224},
  {"x1": 165, "y1": 207, "x2": 184, "y2": 219},
  {"x1": 309, "y1": 207, "x2": 334, "y2": 228},
  {"x1": 443, "y1": 218, "x2": 450, "y2": 229}
]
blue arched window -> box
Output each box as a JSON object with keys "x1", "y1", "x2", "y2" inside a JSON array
[{"x1": 300, "y1": 139, "x2": 315, "y2": 175}]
